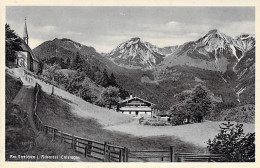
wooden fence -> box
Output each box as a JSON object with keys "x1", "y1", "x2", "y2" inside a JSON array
[
  {"x1": 32, "y1": 83, "x2": 127, "y2": 162},
  {"x1": 32, "y1": 82, "x2": 223, "y2": 162},
  {"x1": 128, "y1": 149, "x2": 172, "y2": 162},
  {"x1": 174, "y1": 153, "x2": 223, "y2": 162},
  {"x1": 128, "y1": 146, "x2": 223, "y2": 162}
]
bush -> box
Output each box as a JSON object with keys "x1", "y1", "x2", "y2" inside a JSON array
[
  {"x1": 207, "y1": 122, "x2": 255, "y2": 162},
  {"x1": 143, "y1": 120, "x2": 170, "y2": 126}
]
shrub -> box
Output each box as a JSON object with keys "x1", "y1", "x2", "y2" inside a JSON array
[
  {"x1": 143, "y1": 120, "x2": 170, "y2": 126},
  {"x1": 207, "y1": 122, "x2": 255, "y2": 162}
]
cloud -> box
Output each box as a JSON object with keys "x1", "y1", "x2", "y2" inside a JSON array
[
  {"x1": 81, "y1": 40, "x2": 115, "y2": 53},
  {"x1": 64, "y1": 31, "x2": 83, "y2": 36},
  {"x1": 7, "y1": 15, "x2": 255, "y2": 53},
  {"x1": 99, "y1": 20, "x2": 211, "y2": 49},
  {"x1": 100, "y1": 19, "x2": 255, "y2": 51},
  {"x1": 218, "y1": 21, "x2": 255, "y2": 37},
  {"x1": 42, "y1": 25, "x2": 57, "y2": 32}
]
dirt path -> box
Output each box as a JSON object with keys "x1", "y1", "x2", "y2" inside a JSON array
[{"x1": 12, "y1": 85, "x2": 37, "y2": 133}]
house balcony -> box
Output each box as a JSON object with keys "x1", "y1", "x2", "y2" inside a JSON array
[{"x1": 119, "y1": 107, "x2": 152, "y2": 112}]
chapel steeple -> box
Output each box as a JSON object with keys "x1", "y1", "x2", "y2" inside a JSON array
[{"x1": 23, "y1": 17, "x2": 29, "y2": 45}]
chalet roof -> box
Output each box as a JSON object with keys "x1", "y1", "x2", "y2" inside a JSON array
[
  {"x1": 20, "y1": 38, "x2": 40, "y2": 62},
  {"x1": 119, "y1": 96, "x2": 155, "y2": 105}
]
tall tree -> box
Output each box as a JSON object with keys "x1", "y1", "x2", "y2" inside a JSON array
[
  {"x1": 97, "y1": 86, "x2": 120, "y2": 108},
  {"x1": 109, "y1": 72, "x2": 118, "y2": 87},
  {"x1": 187, "y1": 86, "x2": 212, "y2": 122},
  {"x1": 5, "y1": 24, "x2": 22, "y2": 64},
  {"x1": 78, "y1": 77, "x2": 92, "y2": 102},
  {"x1": 96, "y1": 69, "x2": 110, "y2": 87},
  {"x1": 70, "y1": 52, "x2": 81, "y2": 70}
]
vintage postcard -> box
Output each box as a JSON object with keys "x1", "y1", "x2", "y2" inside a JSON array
[{"x1": 0, "y1": 0, "x2": 259, "y2": 168}]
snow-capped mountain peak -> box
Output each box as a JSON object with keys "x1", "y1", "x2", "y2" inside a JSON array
[
  {"x1": 196, "y1": 29, "x2": 233, "y2": 53},
  {"x1": 232, "y1": 33, "x2": 255, "y2": 56},
  {"x1": 107, "y1": 37, "x2": 165, "y2": 69}
]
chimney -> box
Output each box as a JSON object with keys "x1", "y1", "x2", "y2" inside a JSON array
[{"x1": 130, "y1": 93, "x2": 133, "y2": 99}]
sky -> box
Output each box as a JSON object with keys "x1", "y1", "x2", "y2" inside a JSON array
[{"x1": 6, "y1": 7, "x2": 255, "y2": 53}]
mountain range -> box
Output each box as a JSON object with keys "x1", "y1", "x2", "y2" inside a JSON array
[
  {"x1": 106, "y1": 29, "x2": 255, "y2": 72},
  {"x1": 33, "y1": 29, "x2": 255, "y2": 110}
]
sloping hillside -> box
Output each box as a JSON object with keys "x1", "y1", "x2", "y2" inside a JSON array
[
  {"x1": 5, "y1": 71, "x2": 92, "y2": 161},
  {"x1": 10, "y1": 67, "x2": 134, "y2": 126},
  {"x1": 5, "y1": 73, "x2": 23, "y2": 103},
  {"x1": 35, "y1": 84, "x2": 207, "y2": 155}
]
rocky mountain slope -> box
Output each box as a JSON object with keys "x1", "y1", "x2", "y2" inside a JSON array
[
  {"x1": 104, "y1": 30, "x2": 255, "y2": 105},
  {"x1": 159, "y1": 30, "x2": 255, "y2": 73},
  {"x1": 106, "y1": 37, "x2": 166, "y2": 69},
  {"x1": 106, "y1": 30, "x2": 255, "y2": 73}
]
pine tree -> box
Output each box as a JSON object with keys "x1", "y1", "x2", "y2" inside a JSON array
[
  {"x1": 102, "y1": 69, "x2": 110, "y2": 87},
  {"x1": 70, "y1": 52, "x2": 81, "y2": 70},
  {"x1": 5, "y1": 24, "x2": 22, "y2": 64},
  {"x1": 96, "y1": 69, "x2": 110, "y2": 87},
  {"x1": 109, "y1": 72, "x2": 118, "y2": 87}
]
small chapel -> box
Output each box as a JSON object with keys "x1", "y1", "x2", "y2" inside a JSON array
[{"x1": 16, "y1": 17, "x2": 40, "y2": 73}]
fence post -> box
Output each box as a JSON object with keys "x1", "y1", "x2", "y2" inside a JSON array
[
  {"x1": 88, "y1": 141, "x2": 92, "y2": 156},
  {"x1": 108, "y1": 146, "x2": 111, "y2": 162},
  {"x1": 45, "y1": 126, "x2": 48, "y2": 134},
  {"x1": 119, "y1": 150, "x2": 122, "y2": 162},
  {"x1": 61, "y1": 131, "x2": 64, "y2": 143},
  {"x1": 124, "y1": 147, "x2": 128, "y2": 162},
  {"x1": 104, "y1": 142, "x2": 107, "y2": 162},
  {"x1": 85, "y1": 146, "x2": 87, "y2": 158},
  {"x1": 74, "y1": 137, "x2": 77, "y2": 151},
  {"x1": 71, "y1": 136, "x2": 74, "y2": 149},
  {"x1": 170, "y1": 145, "x2": 175, "y2": 162}
]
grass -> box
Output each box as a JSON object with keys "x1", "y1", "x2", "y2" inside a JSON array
[
  {"x1": 6, "y1": 103, "x2": 92, "y2": 161},
  {"x1": 37, "y1": 90, "x2": 207, "y2": 159},
  {"x1": 5, "y1": 72, "x2": 92, "y2": 162},
  {"x1": 5, "y1": 73, "x2": 23, "y2": 103}
]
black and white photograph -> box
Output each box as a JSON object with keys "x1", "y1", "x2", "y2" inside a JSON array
[{"x1": 4, "y1": 4, "x2": 256, "y2": 164}]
